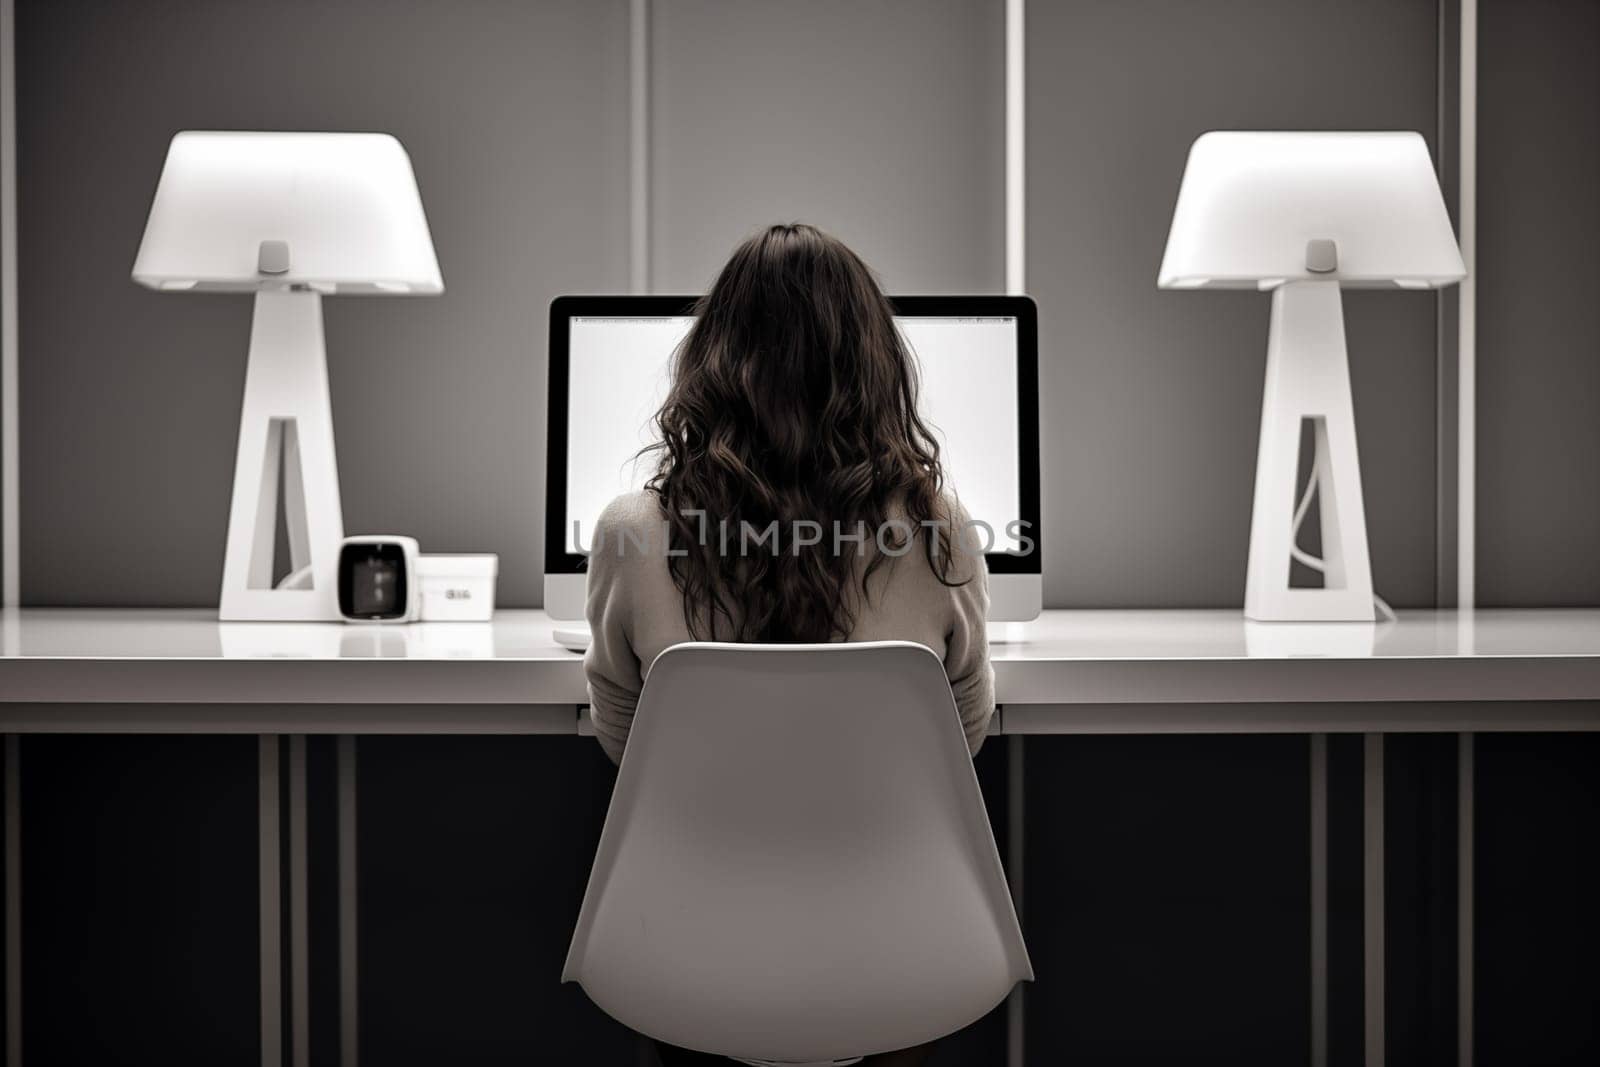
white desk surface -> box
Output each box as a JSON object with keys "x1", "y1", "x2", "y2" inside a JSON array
[{"x1": 2, "y1": 608, "x2": 1598, "y2": 733}]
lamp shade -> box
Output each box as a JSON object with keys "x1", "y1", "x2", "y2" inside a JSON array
[
  {"x1": 132, "y1": 131, "x2": 443, "y2": 294},
  {"x1": 1157, "y1": 131, "x2": 1465, "y2": 291}
]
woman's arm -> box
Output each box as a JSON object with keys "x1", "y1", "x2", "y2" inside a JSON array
[
  {"x1": 945, "y1": 558, "x2": 995, "y2": 756},
  {"x1": 583, "y1": 501, "x2": 644, "y2": 764}
]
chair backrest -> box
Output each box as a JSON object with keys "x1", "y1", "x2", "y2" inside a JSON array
[{"x1": 563, "y1": 641, "x2": 1031, "y2": 1064}]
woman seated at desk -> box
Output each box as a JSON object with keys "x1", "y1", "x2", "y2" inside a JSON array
[{"x1": 583, "y1": 223, "x2": 996, "y2": 1067}]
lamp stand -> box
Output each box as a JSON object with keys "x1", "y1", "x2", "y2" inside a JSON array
[
  {"x1": 219, "y1": 290, "x2": 345, "y2": 621},
  {"x1": 1244, "y1": 280, "x2": 1375, "y2": 622}
]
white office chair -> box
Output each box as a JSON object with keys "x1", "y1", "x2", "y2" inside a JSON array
[{"x1": 563, "y1": 641, "x2": 1031, "y2": 1066}]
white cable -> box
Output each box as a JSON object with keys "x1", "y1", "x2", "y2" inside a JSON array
[
  {"x1": 1292, "y1": 444, "x2": 1323, "y2": 536},
  {"x1": 1372, "y1": 593, "x2": 1397, "y2": 624},
  {"x1": 276, "y1": 564, "x2": 314, "y2": 591},
  {"x1": 1290, "y1": 447, "x2": 1395, "y2": 622}
]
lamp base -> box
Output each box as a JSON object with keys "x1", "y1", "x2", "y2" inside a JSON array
[
  {"x1": 1244, "y1": 281, "x2": 1375, "y2": 622},
  {"x1": 218, "y1": 291, "x2": 345, "y2": 621}
]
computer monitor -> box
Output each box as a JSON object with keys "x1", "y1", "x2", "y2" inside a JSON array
[{"x1": 544, "y1": 295, "x2": 1040, "y2": 622}]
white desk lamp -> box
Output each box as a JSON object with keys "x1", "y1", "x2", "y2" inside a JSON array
[
  {"x1": 1159, "y1": 131, "x2": 1465, "y2": 621},
  {"x1": 133, "y1": 131, "x2": 443, "y2": 621}
]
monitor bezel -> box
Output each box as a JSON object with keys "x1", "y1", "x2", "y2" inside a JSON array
[{"x1": 545, "y1": 294, "x2": 1041, "y2": 577}]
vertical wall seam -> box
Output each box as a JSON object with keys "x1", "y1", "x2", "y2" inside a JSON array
[
  {"x1": 1457, "y1": 0, "x2": 1477, "y2": 611},
  {"x1": 1004, "y1": 0, "x2": 1025, "y2": 296},
  {"x1": 629, "y1": 0, "x2": 650, "y2": 295},
  {"x1": 1, "y1": 0, "x2": 19, "y2": 609},
  {"x1": 1434, "y1": 0, "x2": 1449, "y2": 609}
]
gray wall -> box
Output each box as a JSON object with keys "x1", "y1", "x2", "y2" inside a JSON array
[
  {"x1": 1028, "y1": 0, "x2": 1443, "y2": 608},
  {"x1": 17, "y1": 0, "x2": 630, "y2": 607},
  {"x1": 649, "y1": 0, "x2": 1004, "y2": 294},
  {"x1": 1477, "y1": 0, "x2": 1600, "y2": 606},
  {"x1": 9, "y1": 0, "x2": 1598, "y2": 610}
]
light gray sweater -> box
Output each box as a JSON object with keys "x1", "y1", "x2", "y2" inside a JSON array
[{"x1": 583, "y1": 490, "x2": 995, "y2": 764}]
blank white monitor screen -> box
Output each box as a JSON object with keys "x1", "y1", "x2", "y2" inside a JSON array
[{"x1": 565, "y1": 314, "x2": 1022, "y2": 554}]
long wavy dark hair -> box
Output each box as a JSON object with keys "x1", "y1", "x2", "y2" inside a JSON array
[{"x1": 645, "y1": 223, "x2": 960, "y2": 643}]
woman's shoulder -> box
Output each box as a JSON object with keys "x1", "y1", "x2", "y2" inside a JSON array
[
  {"x1": 934, "y1": 487, "x2": 973, "y2": 526},
  {"x1": 587, "y1": 490, "x2": 670, "y2": 571},
  {"x1": 934, "y1": 489, "x2": 986, "y2": 585},
  {"x1": 595, "y1": 489, "x2": 663, "y2": 532},
  {"x1": 878, "y1": 487, "x2": 984, "y2": 585}
]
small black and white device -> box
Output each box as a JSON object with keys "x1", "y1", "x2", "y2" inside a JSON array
[{"x1": 337, "y1": 536, "x2": 421, "y2": 623}]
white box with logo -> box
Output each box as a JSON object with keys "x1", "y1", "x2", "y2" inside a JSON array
[{"x1": 416, "y1": 554, "x2": 499, "y2": 622}]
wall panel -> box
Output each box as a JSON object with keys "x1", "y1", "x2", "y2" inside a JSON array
[
  {"x1": 650, "y1": 0, "x2": 1004, "y2": 295},
  {"x1": 16, "y1": 0, "x2": 630, "y2": 607},
  {"x1": 1027, "y1": 0, "x2": 1442, "y2": 608},
  {"x1": 1, "y1": 0, "x2": 11, "y2": 610},
  {"x1": 1476, "y1": 0, "x2": 1600, "y2": 606}
]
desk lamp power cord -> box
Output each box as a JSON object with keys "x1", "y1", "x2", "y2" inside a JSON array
[{"x1": 1289, "y1": 447, "x2": 1398, "y2": 624}]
